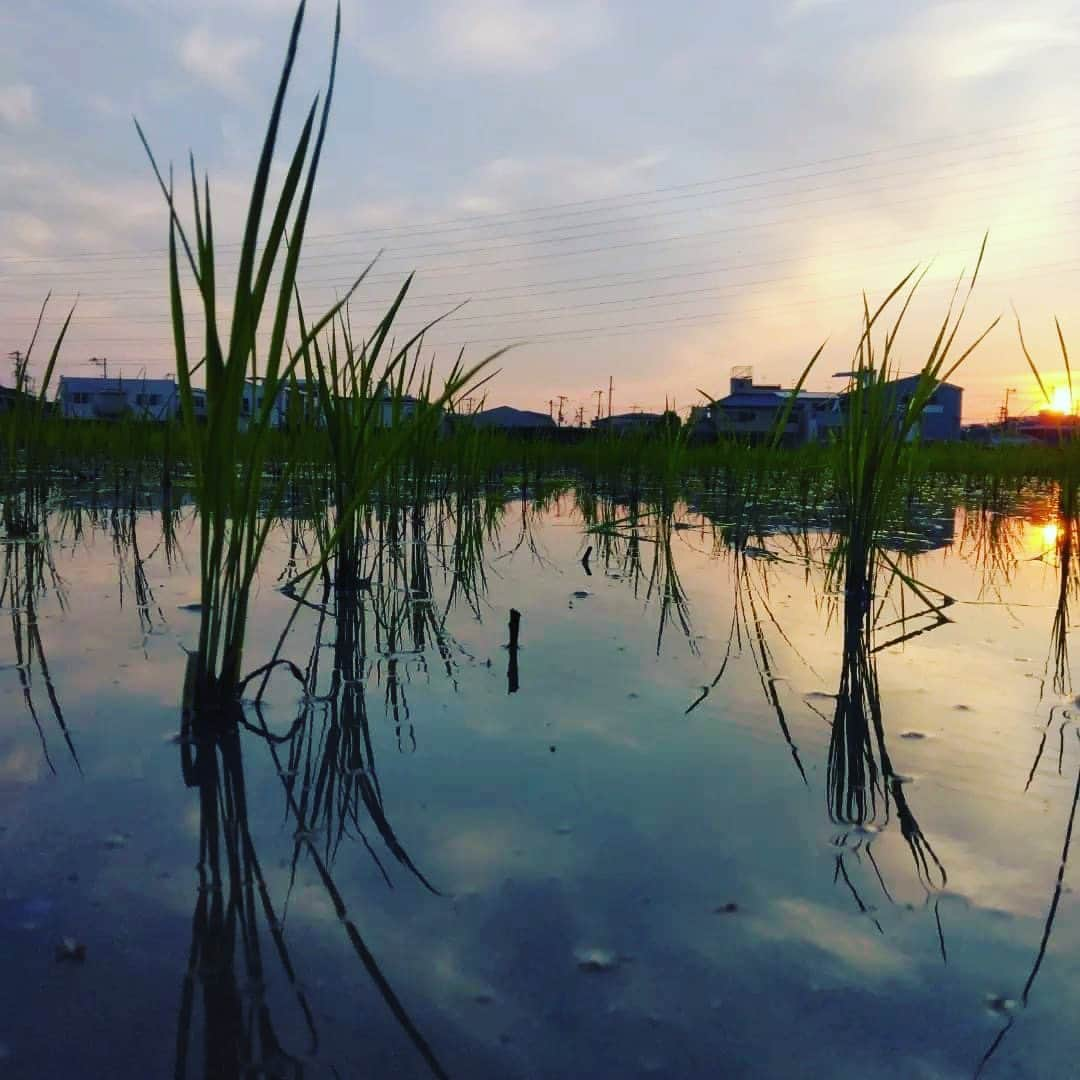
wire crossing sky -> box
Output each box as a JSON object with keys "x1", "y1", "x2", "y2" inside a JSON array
[{"x1": 2, "y1": 0, "x2": 1079, "y2": 420}]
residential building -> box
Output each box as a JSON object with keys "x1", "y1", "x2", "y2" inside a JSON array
[
  {"x1": 56, "y1": 375, "x2": 180, "y2": 421},
  {"x1": 591, "y1": 411, "x2": 665, "y2": 435},
  {"x1": 857, "y1": 374, "x2": 962, "y2": 442},
  {"x1": 377, "y1": 389, "x2": 421, "y2": 427},
  {"x1": 0, "y1": 384, "x2": 38, "y2": 414},
  {"x1": 693, "y1": 369, "x2": 840, "y2": 445}
]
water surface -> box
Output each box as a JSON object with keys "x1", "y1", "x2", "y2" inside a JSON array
[{"x1": 3, "y1": 485, "x2": 1080, "y2": 1078}]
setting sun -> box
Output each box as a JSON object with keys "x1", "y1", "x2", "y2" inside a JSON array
[{"x1": 1050, "y1": 386, "x2": 1074, "y2": 414}]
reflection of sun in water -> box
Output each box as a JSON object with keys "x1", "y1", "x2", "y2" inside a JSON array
[
  {"x1": 1042, "y1": 522, "x2": 1060, "y2": 549},
  {"x1": 1050, "y1": 386, "x2": 1073, "y2": 414}
]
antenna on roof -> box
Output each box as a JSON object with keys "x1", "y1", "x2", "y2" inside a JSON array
[{"x1": 89, "y1": 356, "x2": 109, "y2": 380}]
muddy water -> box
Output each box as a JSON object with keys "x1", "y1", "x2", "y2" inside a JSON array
[{"x1": 2, "y1": 489, "x2": 1079, "y2": 1078}]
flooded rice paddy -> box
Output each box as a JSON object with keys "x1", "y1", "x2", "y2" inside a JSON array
[{"x1": 3, "y1": 480, "x2": 1080, "y2": 1079}]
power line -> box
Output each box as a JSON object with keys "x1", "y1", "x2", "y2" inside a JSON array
[
  {"x1": 6, "y1": 159, "x2": 1080, "y2": 292},
  {"x1": 8, "y1": 214, "x2": 1080, "y2": 334},
  {"x1": 4, "y1": 114, "x2": 1078, "y2": 267},
  {"x1": 28, "y1": 253, "x2": 1080, "y2": 358}
]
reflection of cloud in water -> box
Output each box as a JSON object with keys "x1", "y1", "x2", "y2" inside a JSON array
[
  {"x1": 758, "y1": 898, "x2": 913, "y2": 980},
  {"x1": 429, "y1": 816, "x2": 581, "y2": 892},
  {"x1": 0, "y1": 741, "x2": 46, "y2": 783}
]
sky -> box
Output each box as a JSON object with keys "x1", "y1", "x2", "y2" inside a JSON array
[{"x1": 1, "y1": 0, "x2": 1079, "y2": 422}]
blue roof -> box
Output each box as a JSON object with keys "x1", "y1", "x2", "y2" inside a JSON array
[
  {"x1": 58, "y1": 375, "x2": 175, "y2": 390},
  {"x1": 715, "y1": 390, "x2": 838, "y2": 408}
]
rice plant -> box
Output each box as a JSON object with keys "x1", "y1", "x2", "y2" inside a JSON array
[{"x1": 137, "y1": 2, "x2": 494, "y2": 714}]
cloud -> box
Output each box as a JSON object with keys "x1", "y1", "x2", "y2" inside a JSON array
[
  {"x1": 0, "y1": 84, "x2": 36, "y2": 127},
  {"x1": 436, "y1": 0, "x2": 611, "y2": 72},
  {"x1": 8, "y1": 213, "x2": 54, "y2": 251},
  {"x1": 456, "y1": 149, "x2": 667, "y2": 213},
  {"x1": 357, "y1": 0, "x2": 612, "y2": 77},
  {"x1": 343, "y1": 198, "x2": 413, "y2": 229},
  {"x1": 848, "y1": 2, "x2": 1077, "y2": 89},
  {"x1": 179, "y1": 25, "x2": 260, "y2": 100}
]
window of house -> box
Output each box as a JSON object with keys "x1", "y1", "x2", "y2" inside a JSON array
[
  {"x1": 149, "y1": 394, "x2": 160, "y2": 405},
  {"x1": 71, "y1": 392, "x2": 90, "y2": 404}
]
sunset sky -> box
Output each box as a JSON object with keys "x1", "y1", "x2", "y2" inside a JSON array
[{"x1": 2, "y1": 0, "x2": 1079, "y2": 421}]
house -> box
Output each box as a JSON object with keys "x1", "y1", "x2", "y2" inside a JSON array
[
  {"x1": 857, "y1": 374, "x2": 962, "y2": 442},
  {"x1": 591, "y1": 411, "x2": 665, "y2": 435},
  {"x1": 694, "y1": 370, "x2": 840, "y2": 445},
  {"x1": 0, "y1": 384, "x2": 38, "y2": 414},
  {"x1": 1006, "y1": 411, "x2": 1080, "y2": 444},
  {"x1": 377, "y1": 389, "x2": 421, "y2": 427},
  {"x1": 463, "y1": 405, "x2": 557, "y2": 431},
  {"x1": 238, "y1": 378, "x2": 329, "y2": 430},
  {"x1": 56, "y1": 375, "x2": 180, "y2": 421}
]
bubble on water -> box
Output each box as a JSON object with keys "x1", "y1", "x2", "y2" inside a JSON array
[
  {"x1": 575, "y1": 947, "x2": 621, "y2": 973},
  {"x1": 985, "y1": 994, "x2": 1016, "y2": 1016},
  {"x1": 55, "y1": 937, "x2": 86, "y2": 964}
]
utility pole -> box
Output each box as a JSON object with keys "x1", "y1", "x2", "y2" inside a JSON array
[
  {"x1": 608, "y1": 376, "x2": 613, "y2": 419},
  {"x1": 999, "y1": 387, "x2": 1017, "y2": 424},
  {"x1": 9, "y1": 350, "x2": 25, "y2": 390},
  {"x1": 89, "y1": 356, "x2": 109, "y2": 380},
  {"x1": 557, "y1": 395, "x2": 568, "y2": 427},
  {"x1": 548, "y1": 398, "x2": 555, "y2": 420},
  {"x1": 593, "y1": 389, "x2": 604, "y2": 421}
]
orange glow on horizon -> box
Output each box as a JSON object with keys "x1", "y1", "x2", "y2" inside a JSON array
[{"x1": 1050, "y1": 386, "x2": 1074, "y2": 414}]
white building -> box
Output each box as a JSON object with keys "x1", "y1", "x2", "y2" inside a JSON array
[{"x1": 56, "y1": 375, "x2": 181, "y2": 421}]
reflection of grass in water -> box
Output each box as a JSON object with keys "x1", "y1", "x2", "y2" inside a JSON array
[
  {"x1": 177, "y1": 719, "x2": 449, "y2": 1079},
  {"x1": 1044, "y1": 481, "x2": 1079, "y2": 700},
  {"x1": 258, "y1": 499, "x2": 483, "y2": 881},
  {"x1": 686, "y1": 538, "x2": 811, "y2": 783},
  {"x1": 109, "y1": 501, "x2": 167, "y2": 643},
  {"x1": 827, "y1": 542, "x2": 948, "y2": 882},
  {"x1": 1, "y1": 528, "x2": 81, "y2": 774},
  {"x1": 581, "y1": 495, "x2": 699, "y2": 657},
  {"x1": 957, "y1": 482, "x2": 1031, "y2": 597},
  {"x1": 278, "y1": 571, "x2": 444, "y2": 885},
  {"x1": 978, "y1": 730, "x2": 1080, "y2": 1077}
]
